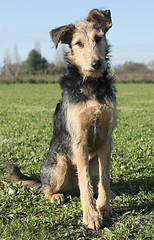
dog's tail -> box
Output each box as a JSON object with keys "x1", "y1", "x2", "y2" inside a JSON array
[{"x1": 5, "y1": 164, "x2": 41, "y2": 191}]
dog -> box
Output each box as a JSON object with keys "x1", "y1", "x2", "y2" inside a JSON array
[{"x1": 6, "y1": 9, "x2": 117, "y2": 230}]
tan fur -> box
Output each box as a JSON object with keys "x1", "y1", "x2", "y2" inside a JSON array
[
  {"x1": 66, "y1": 98, "x2": 116, "y2": 229},
  {"x1": 68, "y1": 21, "x2": 107, "y2": 78},
  {"x1": 67, "y1": 99, "x2": 116, "y2": 157},
  {"x1": 43, "y1": 154, "x2": 75, "y2": 201},
  {"x1": 6, "y1": 9, "x2": 116, "y2": 231}
]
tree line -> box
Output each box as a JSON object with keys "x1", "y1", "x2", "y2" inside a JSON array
[
  {"x1": 113, "y1": 61, "x2": 154, "y2": 83},
  {"x1": 1, "y1": 46, "x2": 154, "y2": 83},
  {"x1": 1, "y1": 47, "x2": 66, "y2": 81}
]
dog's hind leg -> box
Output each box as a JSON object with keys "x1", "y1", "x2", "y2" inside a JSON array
[
  {"x1": 89, "y1": 156, "x2": 116, "y2": 199},
  {"x1": 40, "y1": 153, "x2": 74, "y2": 204}
]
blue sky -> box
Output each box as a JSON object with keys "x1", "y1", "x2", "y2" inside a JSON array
[{"x1": 0, "y1": 0, "x2": 154, "y2": 67}]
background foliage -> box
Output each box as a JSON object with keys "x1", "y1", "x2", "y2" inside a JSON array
[
  {"x1": 1, "y1": 46, "x2": 154, "y2": 83},
  {"x1": 25, "y1": 49, "x2": 49, "y2": 73}
]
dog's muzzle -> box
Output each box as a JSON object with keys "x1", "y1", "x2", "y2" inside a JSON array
[{"x1": 91, "y1": 60, "x2": 102, "y2": 70}]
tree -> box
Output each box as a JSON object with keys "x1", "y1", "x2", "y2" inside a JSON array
[
  {"x1": 52, "y1": 45, "x2": 66, "y2": 75},
  {"x1": 4, "y1": 46, "x2": 21, "y2": 79},
  {"x1": 41, "y1": 57, "x2": 48, "y2": 71},
  {"x1": 25, "y1": 49, "x2": 42, "y2": 73},
  {"x1": 148, "y1": 61, "x2": 154, "y2": 71},
  {"x1": 25, "y1": 49, "x2": 49, "y2": 74},
  {"x1": 13, "y1": 44, "x2": 20, "y2": 78},
  {"x1": 123, "y1": 62, "x2": 148, "y2": 73},
  {"x1": 114, "y1": 61, "x2": 149, "y2": 74},
  {"x1": 4, "y1": 49, "x2": 12, "y2": 76},
  {"x1": 34, "y1": 40, "x2": 41, "y2": 53}
]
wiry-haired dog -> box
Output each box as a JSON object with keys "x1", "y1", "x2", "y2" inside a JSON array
[{"x1": 6, "y1": 9, "x2": 117, "y2": 230}]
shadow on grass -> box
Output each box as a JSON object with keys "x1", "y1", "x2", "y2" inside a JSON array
[
  {"x1": 7, "y1": 168, "x2": 153, "y2": 218},
  {"x1": 111, "y1": 175, "x2": 153, "y2": 196},
  {"x1": 110, "y1": 175, "x2": 154, "y2": 216},
  {"x1": 2, "y1": 167, "x2": 153, "y2": 238}
]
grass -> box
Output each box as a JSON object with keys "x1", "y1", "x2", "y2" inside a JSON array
[{"x1": 0, "y1": 83, "x2": 153, "y2": 239}]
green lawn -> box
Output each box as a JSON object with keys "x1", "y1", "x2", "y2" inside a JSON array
[{"x1": 0, "y1": 83, "x2": 153, "y2": 239}]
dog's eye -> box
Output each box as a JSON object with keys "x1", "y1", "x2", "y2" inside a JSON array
[
  {"x1": 76, "y1": 41, "x2": 84, "y2": 47},
  {"x1": 95, "y1": 36, "x2": 102, "y2": 44}
]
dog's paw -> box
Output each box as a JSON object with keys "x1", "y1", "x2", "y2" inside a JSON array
[
  {"x1": 83, "y1": 208, "x2": 102, "y2": 230},
  {"x1": 97, "y1": 202, "x2": 112, "y2": 219},
  {"x1": 50, "y1": 193, "x2": 65, "y2": 204}
]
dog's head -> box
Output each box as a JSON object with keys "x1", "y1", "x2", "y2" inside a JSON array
[{"x1": 50, "y1": 9, "x2": 112, "y2": 78}]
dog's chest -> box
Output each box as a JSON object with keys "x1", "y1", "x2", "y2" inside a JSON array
[
  {"x1": 85, "y1": 100, "x2": 116, "y2": 153},
  {"x1": 67, "y1": 99, "x2": 116, "y2": 153}
]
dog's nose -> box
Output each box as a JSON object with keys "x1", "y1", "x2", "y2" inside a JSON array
[{"x1": 91, "y1": 60, "x2": 102, "y2": 69}]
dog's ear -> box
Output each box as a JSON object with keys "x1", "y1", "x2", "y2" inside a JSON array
[
  {"x1": 50, "y1": 24, "x2": 75, "y2": 48},
  {"x1": 87, "y1": 9, "x2": 112, "y2": 32}
]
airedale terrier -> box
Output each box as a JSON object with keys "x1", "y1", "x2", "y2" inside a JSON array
[{"x1": 6, "y1": 9, "x2": 117, "y2": 230}]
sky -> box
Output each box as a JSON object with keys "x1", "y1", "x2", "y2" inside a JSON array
[{"x1": 0, "y1": 0, "x2": 154, "y2": 68}]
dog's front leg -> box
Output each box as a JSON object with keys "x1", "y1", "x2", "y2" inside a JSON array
[
  {"x1": 96, "y1": 138, "x2": 113, "y2": 219},
  {"x1": 73, "y1": 142, "x2": 102, "y2": 230}
]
